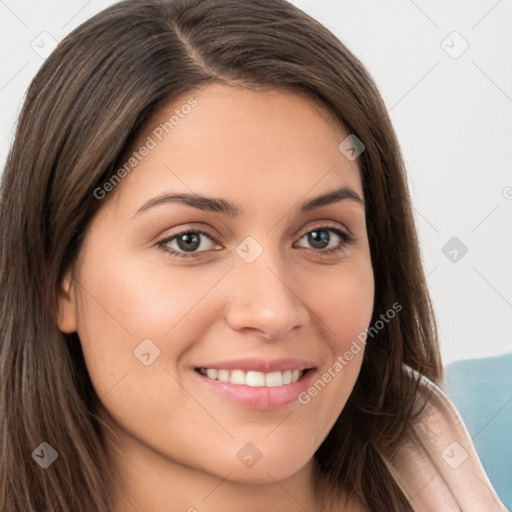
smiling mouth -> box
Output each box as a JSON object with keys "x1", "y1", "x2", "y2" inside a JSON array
[
  {"x1": 195, "y1": 368, "x2": 310, "y2": 387},
  {"x1": 194, "y1": 363, "x2": 316, "y2": 409}
]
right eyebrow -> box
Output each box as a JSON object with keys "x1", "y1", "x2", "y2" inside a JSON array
[{"x1": 133, "y1": 193, "x2": 243, "y2": 217}]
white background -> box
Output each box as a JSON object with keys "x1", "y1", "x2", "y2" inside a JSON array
[{"x1": 1, "y1": 0, "x2": 511, "y2": 365}]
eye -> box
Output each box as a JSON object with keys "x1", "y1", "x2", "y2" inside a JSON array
[
  {"x1": 157, "y1": 229, "x2": 221, "y2": 258},
  {"x1": 294, "y1": 224, "x2": 355, "y2": 254},
  {"x1": 157, "y1": 223, "x2": 355, "y2": 260}
]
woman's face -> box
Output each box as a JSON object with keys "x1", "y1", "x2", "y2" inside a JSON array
[{"x1": 58, "y1": 83, "x2": 374, "y2": 489}]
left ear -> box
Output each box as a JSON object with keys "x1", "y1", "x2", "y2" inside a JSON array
[{"x1": 56, "y1": 269, "x2": 78, "y2": 333}]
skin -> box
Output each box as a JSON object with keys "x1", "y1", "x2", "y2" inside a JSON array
[{"x1": 58, "y1": 82, "x2": 373, "y2": 512}]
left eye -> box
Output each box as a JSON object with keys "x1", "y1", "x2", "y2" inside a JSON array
[{"x1": 295, "y1": 227, "x2": 353, "y2": 252}]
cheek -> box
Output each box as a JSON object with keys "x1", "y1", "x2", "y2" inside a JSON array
[
  {"x1": 73, "y1": 247, "x2": 230, "y2": 394},
  {"x1": 307, "y1": 258, "x2": 375, "y2": 353},
  {"x1": 294, "y1": 259, "x2": 374, "y2": 434}
]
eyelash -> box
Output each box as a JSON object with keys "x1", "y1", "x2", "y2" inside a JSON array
[{"x1": 156, "y1": 223, "x2": 356, "y2": 260}]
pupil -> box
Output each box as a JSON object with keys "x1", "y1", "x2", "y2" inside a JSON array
[
  {"x1": 309, "y1": 230, "x2": 329, "y2": 249},
  {"x1": 177, "y1": 232, "x2": 200, "y2": 251}
]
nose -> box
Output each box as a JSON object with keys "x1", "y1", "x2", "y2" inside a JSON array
[{"x1": 224, "y1": 246, "x2": 311, "y2": 341}]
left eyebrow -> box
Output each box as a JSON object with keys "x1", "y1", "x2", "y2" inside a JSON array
[
  {"x1": 133, "y1": 185, "x2": 364, "y2": 218},
  {"x1": 298, "y1": 186, "x2": 364, "y2": 213}
]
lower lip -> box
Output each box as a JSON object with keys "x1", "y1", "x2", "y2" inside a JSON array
[{"x1": 194, "y1": 369, "x2": 316, "y2": 410}]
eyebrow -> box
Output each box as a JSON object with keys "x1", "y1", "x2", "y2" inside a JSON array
[{"x1": 134, "y1": 185, "x2": 364, "y2": 217}]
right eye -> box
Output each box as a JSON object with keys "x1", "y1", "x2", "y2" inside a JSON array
[{"x1": 157, "y1": 229, "x2": 222, "y2": 259}]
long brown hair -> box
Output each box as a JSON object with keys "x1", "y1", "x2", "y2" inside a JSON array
[{"x1": 0, "y1": 0, "x2": 442, "y2": 510}]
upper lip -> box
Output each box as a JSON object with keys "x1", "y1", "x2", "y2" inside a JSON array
[{"x1": 194, "y1": 358, "x2": 316, "y2": 373}]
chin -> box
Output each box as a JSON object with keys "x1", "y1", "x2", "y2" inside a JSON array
[{"x1": 209, "y1": 439, "x2": 315, "y2": 485}]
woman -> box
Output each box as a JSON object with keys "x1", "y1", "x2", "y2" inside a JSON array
[{"x1": 0, "y1": 0, "x2": 506, "y2": 510}]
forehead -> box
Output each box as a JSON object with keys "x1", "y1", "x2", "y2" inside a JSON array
[{"x1": 109, "y1": 82, "x2": 362, "y2": 214}]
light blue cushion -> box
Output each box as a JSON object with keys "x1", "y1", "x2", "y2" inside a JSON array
[{"x1": 444, "y1": 353, "x2": 512, "y2": 509}]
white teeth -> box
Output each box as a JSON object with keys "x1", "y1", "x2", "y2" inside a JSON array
[
  {"x1": 246, "y1": 371, "x2": 266, "y2": 387},
  {"x1": 206, "y1": 369, "x2": 218, "y2": 380},
  {"x1": 230, "y1": 370, "x2": 246, "y2": 385},
  {"x1": 218, "y1": 369, "x2": 230, "y2": 382},
  {"x1": 199, "y1": 368, "x2": 305, "y2": 386},
  {"x1": 265, "y1": 371, "x2": 283, "y2": 387}
]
